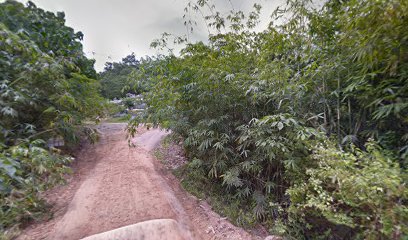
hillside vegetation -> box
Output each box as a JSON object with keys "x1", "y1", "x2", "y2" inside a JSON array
[
  {"x1": 0, "y1": 0, "x2": 103, "y2": 236},
  {"x1": 129, "y1": 0, "x2": 408, "y2": 239}
]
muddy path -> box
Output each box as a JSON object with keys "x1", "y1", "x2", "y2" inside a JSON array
[{"x1": 17, "y1": 123, "x2": 262, "y2": 240}]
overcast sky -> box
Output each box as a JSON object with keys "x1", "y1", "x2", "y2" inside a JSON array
[{"x1": 14, "y1": 0, "x2": 284, "y2": 71}]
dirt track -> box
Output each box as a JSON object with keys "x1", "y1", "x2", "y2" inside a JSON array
[{"x1": 18, "y1": 123, "x2": 262, "y2": 240}]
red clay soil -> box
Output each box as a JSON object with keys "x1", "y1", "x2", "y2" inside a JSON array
[{"x1": 17, "y1": 123, "x2": 266, "y2": 240}]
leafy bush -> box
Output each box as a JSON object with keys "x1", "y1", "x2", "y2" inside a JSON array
[
  {"x1": 128, "y1": 0, "x2": 408, "y2": 238},
  {"x1": 0, "y1": 140, "x2": 72, "y2": 232},
  {"x1": 288, "y1": 141, "x2": 407, "y2": 239},
  {"x1": 174, "y1": 160, "x2": 258, "y2": 228},
  {"x1": 0, "y1": 0, "x2": 103, "y2": 235},
  {"x1": 122, "y1": 97, "x2": 136, "y2": 109}
]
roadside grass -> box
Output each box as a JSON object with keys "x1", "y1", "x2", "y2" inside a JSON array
[
  {"x1": 105, "y1": 115, "x2": 130, "y2": 123},
  {"x1": 1, "y1": 228, "x2": 19, "y2": 240},
  {"x1": 153, "y1": 135, "x2": 173, "y2": 165},
  {"x1": 0, "y1": 186, "x2": 55, "y2": 240}
]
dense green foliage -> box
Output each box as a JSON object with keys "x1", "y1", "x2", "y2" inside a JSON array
[
  {"x1": 99, "y1": 53, "x2": 140, "y2": 99},
  {"x1": 130, "y1": 0, "x2": 408, "y2": 238},
  {"x1": 0, "y1": 0, "x2": 103, "y2": 235},
  {"x1": 288, "y1": 141, "x2": 407, "y2": 239},
  {"x1": 99, "y1": 54, "x2": 165, "y2": 100}
]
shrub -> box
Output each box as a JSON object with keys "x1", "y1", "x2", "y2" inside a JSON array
[
  {"x1": 287, "y1": 141, "x2": 408, "y2": 239},
  {"x1": 0, "y1": 1, "x2": 102, "y2": 235},
  {"x1": 122, "y1": 97, "x2": 137, "y2": 109},
  {"x1": 127, "y1": 0, "x2": 408, "y2": 238},
  {"x1": 0, "y1": 140, "x2": 72, "y2": 232}
]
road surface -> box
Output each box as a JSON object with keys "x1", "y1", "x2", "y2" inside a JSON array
[{"x1": 17, "y1": 123, "x2": 262, "y2": 240}]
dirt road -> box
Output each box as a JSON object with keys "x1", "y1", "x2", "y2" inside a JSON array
[{"x1": 18, "y1": 123, "x2": 262, "y2": 240}]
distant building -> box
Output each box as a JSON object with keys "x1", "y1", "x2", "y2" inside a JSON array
[{"x1": 110, "y1": 98, "x2": 122, "y2": 104}]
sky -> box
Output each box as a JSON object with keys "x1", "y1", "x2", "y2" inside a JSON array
[{"x1": 13, "y1": 0, "x2": 284, "y2": 71}]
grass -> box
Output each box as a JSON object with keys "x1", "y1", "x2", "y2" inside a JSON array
[
  {"x1": 105, "y1": 115, "x2": 130, "y2": 123},
  {"x1": 154, "y1": 135, "x2": 172, "y2": 165},
  {"x1": 153, "y1": 149, "x2": 165, "y2": 164}
]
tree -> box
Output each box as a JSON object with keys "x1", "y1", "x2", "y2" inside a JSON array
[
  {"x1": 98, "y1": 53, "x2": 141, "y2": 99},
  {"x1": 98, "y1": 54, "x2": 159, "y2": 100},
  {"x1": 0, "y1": 1, "x2": 103, "y2": 234},
  {"x1": 122, "y1": 52, "x2": 140, "y2": 67}
]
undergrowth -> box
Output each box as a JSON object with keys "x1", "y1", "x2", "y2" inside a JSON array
[
  {"x1": 0, "y1": 1, "x2": 103, "y2": 236},
  {"x1": 129, "y1": 0, "x2": 408, "y2": 238},
  {"x1": 173, "y1": 165, "x2": 259, "y2": 228},
  {"x1": 157, "y1": 135, "x2": 259, "y2": 229},
  {"x1": 106, "y1": 115, "x2": 131, "y2": 123}
]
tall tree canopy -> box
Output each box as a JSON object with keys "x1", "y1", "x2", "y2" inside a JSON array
[
  {"x1": 98, "y1": 53, "x2": 162, "y2": 100},
  {"x1": 98, "y1": 53, "x2": 140, "y2": 99}
]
